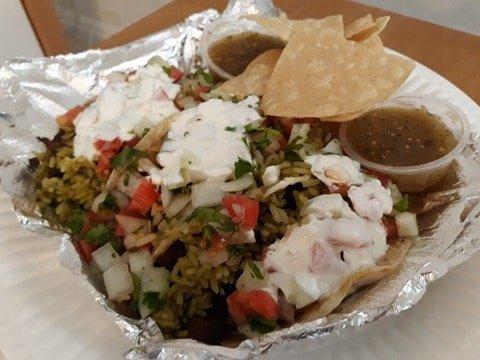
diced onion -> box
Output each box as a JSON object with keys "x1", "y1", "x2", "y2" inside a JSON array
[
  {"x1": 124, "y1": 233, "x2": 156, "y2": 250},
  {"x1": 133, "y1": 116, "x2": 154, "y2": 137},
  {"x1": 117, "y1": 173, "x2": 143, "y2": 196},
  {"x1": 165, "y1": 194, "x2": 191, "y2": 218},
  {"x1": 191, "y1": 181, "x2": 225, "y2": 208},
  {"x1": 112, "y1": 189, "x2": 129, "y2": 208},
  {"x1": 288, "y1": 123, "x2": 310, "y2": 144},
  {"x1": 92, "y1": 243, "x2": 122, "y2": 272},
  {"x1": 395, "y1": 212, "x2": 419, "y2": 237},
  {"x1": 219, "y1": 174, "x2": 255, "y2": 192},
  {"x1": 160, "y1": 184, "x2": 172, "y2": 208},
  {"x1": 261, "y1": 175, "x2": 310, "y2": 200},
  {"x1": 127, "y1": 248, "x2": 154, "y2": 275},
  {"x1": 141, "y1": 267, "x2": 169, "y2": 295},
  {"x1": 115, "y1": 214, "x2": 150, "y2": 234},
  {"x1": 321, "y1": 139, "x2": 343, "y2": 155},
  {"x1": 103, "y1": 263, "x2": 134, "y2": 301},
  {"x1": 91, "y1": 192, "x2": 107, "y2": 213}
]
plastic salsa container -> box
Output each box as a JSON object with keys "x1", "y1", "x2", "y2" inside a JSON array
[{"x1": 339, "y1": 94, "x2": 470, "y2": 192}]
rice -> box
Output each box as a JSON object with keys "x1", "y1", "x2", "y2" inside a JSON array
[{"x1": 32, "y1": 107, "x2": 328, "y2": 339}]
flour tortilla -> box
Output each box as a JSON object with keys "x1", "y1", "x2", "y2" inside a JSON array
[
  {"x1": 217, "y1": 49, "x2": 282, "y2": 97},
  {"x1": 260, "y1": 28, "x2": 415, "y2": 118},
  {"x1": 298, "y1": 238, "x2": 411, "y2": 322},
  {"x1": 134, "y1": 114, "x2": 177, "y2": 153}
]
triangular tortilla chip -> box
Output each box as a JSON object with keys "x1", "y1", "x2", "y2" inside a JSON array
[
  {"x1": 246, "y1": 14, "x2": 344, "y2": 42},
  {"x1": 298, "y1": 238, "x2": 411, "y2": 322},
  {"x1": 344, "y1": 14, "x2": 374, "y2": 39},
  {"x1": 217, "y1": 49, "x2": 282, "y2": 97},
  {"x1": 261, "y1": 29, "x2": 415, "y2": 118},
  {"x1": 245, "y1": 12, "x2": 293, "y2": 42},
  {"x1": 348, "y1": 16, "x2": 390, "y2": 42}
]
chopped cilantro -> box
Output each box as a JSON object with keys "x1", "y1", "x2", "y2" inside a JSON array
[
  {"x1": 254, "y1": 134, "x2": 271, "y2": 150},
  {"x1": 247, "y1": 260, "x2": 264, "y2": 280},
  {"x1": 143, "y1": 292, "x2": 165, "y2": 312},
  {"x1": 225, "y1": 126, "x2": 236, "y2": 132},
  {"x1": 110, "y1": 147, "x2": 144, "y2": 169},
  {"x1": 394, "y1": 195, "x2": 409, "y2": 212},
  {"x1": 244, "y1": 122, "x2": 261, "y2": 133},
  {"x1": 162, "y1": 66, "x2": 171, "y2": 76},
  {"x1": 201, "y1": 224, "x2": 216, "y2": 239},
  {"x1": 242, "y1": 137, "x2": 249, "y2": 149},
  {"x1": 123, "y1": 173, "x2": 130, "y2": 187},
  {"x1": 265, "y1": 127, "x2": 281, "y2": 138},
  {"x1": 284, "y1": 136, "x2": 303, "y2": 162},
  {"x1": 188, "y1": 207, "x2": 235, "y2": 233},
  {"x1": 196, "y1": 69, "x2": 214, "y2": 85},
  {"x1": 85, "y1": 224, "x2": 114, "y2": 246},
  {"x1": 131, "y1": 273, "x2": 141, "y2": 311},
  {"x1": 249, "y1": 317, "x2": 277, "y2": 334},
  {"x1": 227, "y1": 244, "x2": 245, "y2": 257},
  {"x1": 235, "y1": 157, "x2": 255, "y2": 178},
  {"x1": 101, "y1": 193, "x2": 118, "y2": 211},
  {"x1": 67, "y1": 208, "x2": 85, "y2": 235}
]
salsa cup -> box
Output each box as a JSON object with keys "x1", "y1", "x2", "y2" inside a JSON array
[{"x1": 339, "y1": 94, "x2": 471, "y2": 192}]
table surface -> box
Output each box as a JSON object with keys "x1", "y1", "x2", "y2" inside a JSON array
[{"x1": 99, "y1": 0, "x2": 480, "y2": 105}]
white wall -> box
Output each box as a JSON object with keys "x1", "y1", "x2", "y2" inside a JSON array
[
  {"x1": 0, "y1": 0, "x2": 42, "y2": 62},
  {"x1": 354, "y1": 0, "x2": 480, "y2": 36}
]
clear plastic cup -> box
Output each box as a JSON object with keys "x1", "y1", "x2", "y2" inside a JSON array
[
  {"x1": 199, "y1": 18, "x2": 281, "y2": 80},
  {"x1": 339, "y1": 94, "x2": 470, "y2": 192}
]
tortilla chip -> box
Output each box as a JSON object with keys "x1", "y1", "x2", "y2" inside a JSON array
[
  {"x1": 261, "y1": 29, "x2": 415, "y2": 118},
  {"x1": 217, "y1": 49, "x2": 281, "y2": 97},
  {"x1": 348, "y1": 16, "x2": 390, "y2": 42},
  {"x1": 344, "y1": 14, "x2": 374, "y2": 39},
  {"x1": 321, "y1": 111, "x2": 365, "y2": 122},
  {"x1": 299, "y1": 238, "x2": 411, "y2": 322},
  {"x1": 246, "y1": 14, "x2": 344, "y2": 42},
  {"x1": 245, "y1": 12, "x2": 293, "y2": 42}
]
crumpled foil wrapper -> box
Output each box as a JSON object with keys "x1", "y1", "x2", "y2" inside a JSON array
[{"x1": 1, "y1": 0, "x2": 480, "y2": 359}]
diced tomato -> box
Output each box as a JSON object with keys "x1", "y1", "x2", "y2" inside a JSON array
[
  {"x1": 87, "y1": 211, "x2": 113, "y2": 224},
  {"x1": 368, "y1": 170, "x2": 390, "y2": 187},
  {"x1": 94, "y1": 138, "x2": 123, "y2": 152},
  {"x1": 115, "y1": 222, "x2": 126, "y2": 237},
  {"x1": 76, "y1": 239, "x2": 98, "y2": 263},
  {"x1": 211, "y1": 234, "x2": 228, "y2": 251},
  {"x1": 227, "y1": 290, "x2": 279, "y2": 325},
  {"x1": 267, "y1": 116, "x2": 294, "y2": 138},
  {"x1": 125, "y1": 137, "x2": 140, "y2": 147},
  {"x1": 96, "y1": 150, "x2": 115, "y2": 176},
  {"x1": 193, "y1": 86, "x2": 210, "y2": 100},
  {"x1": 222, "y1": 195, "x2": 259, "y2": 230},
  {"x1": 127, "y1": 180, "x2": 159, "y2": 215},
  {"x1": 382, "y1": 217, "x2": 398, "y2": 243},
  {"x1": 277, "y1": 136, "x2": 288, "y2": 150},
  {"x1": 56, "y1": 105, "x2": 84, "y2": 126},
  {"x1": 168, "y1": 66, "x2": 184, "y2": 82},
  {"x1": 119, "y1": 205, "x2": 143, "y2": 218},
  {"x1": 330, "y1": 184, "x2": 349, "y2": 197}
]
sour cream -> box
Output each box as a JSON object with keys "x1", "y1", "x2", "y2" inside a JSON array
[
  {"x1": 73, "y1": 64, "x2": 180, "y2": 159},
  {"x1": 155, "y1": 96, "x2": 262, "y2": 189},
  {"x1": 305, "y1": 154, "x2": 365, "y2": 189},
  {"x1": 262, "y1": 194, "x2": 388, "y2": 309},
  {"x1": 348, "y1": 179, "x2": 393, "y2": 222}
]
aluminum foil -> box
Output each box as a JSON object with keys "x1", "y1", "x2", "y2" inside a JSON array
[{"x1": 1, "y1": 0, "x2": 480, "y2": 359}]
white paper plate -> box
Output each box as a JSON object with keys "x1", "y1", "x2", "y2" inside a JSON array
[{"x1": 0, "y1": 56, "x2": 479, "y2": 360}]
